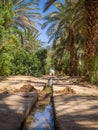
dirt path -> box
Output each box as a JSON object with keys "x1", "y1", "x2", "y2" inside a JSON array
[
  {"x1": 0, "y1": 75, "x2": 48, "y2": 91},
  {"x1": 0, "y1": 75, "x2": 98, "y2": 130},
  {"x1": 53, "y1": 76, "x2": 98, "y2": 130}
]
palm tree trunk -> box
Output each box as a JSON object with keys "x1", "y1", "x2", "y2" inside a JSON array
[
  {"x1": 69, "y1": 29, "x2": 77, "y2": 76},
  {"x1": 84, "y1": 0, "x2": 98, "y2": 60},
  {"x1": 84, "y1": 0, "x2": 98, "y2": 77},
  {"x1": 20, "y1": 34, "x2": 24, "y2": 47},
  {"x1": 84, "y1": 0, "x2": 98, "y2": 81}
]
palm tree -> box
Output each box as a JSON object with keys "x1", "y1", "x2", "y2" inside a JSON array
[
  {"x1": 84, "y1": 0, "x2": 98, "y2": 59},
  {"x1": 44, "y1": 0, "x2": 56, "y2": 11},
  {"x1": 43, "y1": 1, "x2": 81, "y2": 75},
  {"x1": 0, "y1": 0, "x2": 40, "y2": 30},
  {"x1": 44, "y1": 0, "x2": 98, "y2": 80},
  {"x1": 12, "y1": 0, "x2": 41, "y2": 46},
  {"x1": 70, "y1": 0, "x2": 98, "y2": 81},
  {"x1": 12, "y1": 0, "x2": 41, "y2": 30},
  {"x1": 23, "y1": 30, "x2": 41, "y2": 52},
  {"x1": 83, "y1": 0, "x2": 98, "y2": 82},
  {"x1": 0, "y1": 0, "x2": 41, "y2": 52}
]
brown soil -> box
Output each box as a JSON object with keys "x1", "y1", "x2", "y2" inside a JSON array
[
  {"x1": 0, "y1": 89, "x2": 9, "y2": 94},
  {"x1": 38, "y1": 87, "x2": 52, "y2": 105},
  {"x1": 0, "y1": 84, "x2": 37, "y2": 96},
  {"x1": 15, "y1": 84, "x2": 37, "y2": 93},
  {"x1": 53, "y1": 76, "x2": 98, "y2": 130},
  {"x1": 0, "y1": 75, "x2": 98, "y2": 130},
  {"x1": 54, "y1": 87, "x2": 76, "y2": 94}
]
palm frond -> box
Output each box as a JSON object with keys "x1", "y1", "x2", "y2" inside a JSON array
[
  {"x1": 13, "y1": 0, "x2": 41, "y2": 31},
  {"x1": 44, "y1": 0, "x2": 56, "y2": 12}
]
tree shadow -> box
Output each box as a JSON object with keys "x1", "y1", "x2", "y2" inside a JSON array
[
  {"x1": 0, "y1": 92, "x2": 37, "y2": 130},
  {"x1": 54, "y1": 94, "x2": 98, "y2": 130},
  {"x1": 0, "y1": 76, "x2": 51, "y2": 130}
]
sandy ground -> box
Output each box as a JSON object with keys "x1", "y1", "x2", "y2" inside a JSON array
[
  {"x1": 0, "y1": 75, "x2": 98, "y2": 130},
  {"x1": 0, "y1": 75, "x2": 48, "y2": 92},
  {"x1": 53, "y1": 76, "x2": 98, "y2": 130},
  {"x1": 0, "y1": 75, "x2": 49, "y2": 130}
]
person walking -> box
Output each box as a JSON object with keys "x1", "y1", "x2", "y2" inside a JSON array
[{"x1": 50, "y1": 68, "x2": 55, "y2": 76}]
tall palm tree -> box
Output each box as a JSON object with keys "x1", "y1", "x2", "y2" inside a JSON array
[
  {"x1": 43, "y1": 1, "x2": 82, "y2": 75},
  {"x1": 0, "y1": 0, "x2": 41, "y2": 51},
  {"x1": 12, "y1": 0, "x2": 41, "y2": 46},
  {"x1": 83, "y1": 0, "x2": 98, "y2": 82},
  {"x1": 44, "y1": 0, "x2": 98, "y2": 79},
  {"x1": 1, "y1": 0, "x2": 40, "y2": 30},
  {"x1": 84, "y1": 0, "x2": 98, "y2": 59},
  {"x1": 70, "y1": 0, "x2": 98, "y2": 80}
]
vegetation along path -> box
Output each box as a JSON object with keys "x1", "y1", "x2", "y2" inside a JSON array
[{"x1": 0, "y1": 0, "x2": 98, "y2": 130}]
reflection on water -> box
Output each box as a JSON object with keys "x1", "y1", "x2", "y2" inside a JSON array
[{"x1": 24, "y1": 103, "x2": 55, "y2": 130}]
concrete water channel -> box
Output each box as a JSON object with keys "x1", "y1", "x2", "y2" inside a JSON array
[
  {"x1": 1, "y1": 76, "x2": 97, "y2": 130},
  {"x1": 23, "y1": 102, "x2": 55, "y2": 130},
  {"x1": 23, "y1": 77, "x2": 55, "y2": 130},
  {"x1": 23, "y1": 76, "x2": 98, "y2": 130}
]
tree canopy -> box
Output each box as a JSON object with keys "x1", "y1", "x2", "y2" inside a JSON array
[{"x1": 0, "y1": 0, "x2": 98, "y2": 84}]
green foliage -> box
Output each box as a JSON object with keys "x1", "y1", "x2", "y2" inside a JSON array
[
  {"x1": 77, "y1": 59, "x2": 84, "y2": 76},
  {"x1": 0, "y1": 0, "x2": 18, "y2": 48},
  {"x1": 52, "y1": 51, "x2": 70, "y2": 75},
  {"x1": 62, "y1": 52, "x2": 70, "y2": 74},
  {"x1": 13, "y1": 0, "x2": 41, "y2": 31},
  {"x1": 0, "y1": 37, "x2": 20, "y2": 75},
  {"x1": 0, "y1": 45, "x2": 43, "y2": 77},
  {"x1": 36, "y1": 48, "x2": 47, "y2": 75},
  {"x1": 0, "y1": 0, "x2": 43, "y2": 77},
  {"x1": 11, "y1": 49, "x2": 41, "y2": 76},
  {"x1": 85, "y1": 56, "x2": 98, "y2": 84},
  {"x1": 44, "y1": 0, "x2": 98, "y2": 84},
  {"x1": 45, "y1": 57, "x2": 52, "y2": 74},
  {"x1": 0, "y1": 0, "x2": 97, "y2": 86},
  {"x1": 0, "y1": 1, "x2": 14, "y2": 29},
  {"x1": 0, "y1": 53, "x2": 12, "y2": 75}
]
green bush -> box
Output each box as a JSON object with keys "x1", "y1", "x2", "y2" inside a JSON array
[
  {"x1": 85, "y1": 55, "x2": 98, "y2": 84},
  {"x1": 0, "y1": 53, "x2": 12, "y2": 75}
]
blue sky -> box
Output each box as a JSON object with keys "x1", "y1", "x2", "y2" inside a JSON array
[{"x1": 38, "y1": 0, "x2": 56, "y2": 47}]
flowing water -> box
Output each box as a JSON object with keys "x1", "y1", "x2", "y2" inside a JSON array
[
  {"x1": 23, "y1": 77, "x2": 55, "y2": 130},
  {"x1": 24, "y1": 102, "x2": 55, "y2": 130}
]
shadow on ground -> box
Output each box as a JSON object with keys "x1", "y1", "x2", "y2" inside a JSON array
[{"x1": 54, "y1": 94, "x2": 98, "y2": 130}]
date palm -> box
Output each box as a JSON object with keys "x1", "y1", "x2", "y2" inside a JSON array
[
  {"x1": 0, "y1": 0, "x2": 41, "y2": 50},
  {"x1": 70, "y1": 0, "x2": 98, "y2": 80},
  {"x1": 84, "y1": 0, "x2": 98, "y2": 59},
  {"x1": 1, "y1": 0, "x2": 40, "y2": 30},
  {"x1": 12, "y1": 0, "x2": 41, "y2": 47},
  {"x1": 44, "y1": 0, "x2": 98, "y2": 80},
  {"x1": 43, "y1": 1, "x2": 82, "y2": 75},
  {"x1": 13, "y1": 0, "x2": 41, "y2": 30},
  {"x1": 23, "y1": 30, "x2": 41, "y2": 52},
  {"x1": 83, "y1": 0, "x2": 98, "y2": 82}
]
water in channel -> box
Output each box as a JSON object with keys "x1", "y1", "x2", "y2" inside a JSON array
[{"x1": 24, "y1": 102, "x2": 55, "y2": 130}]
